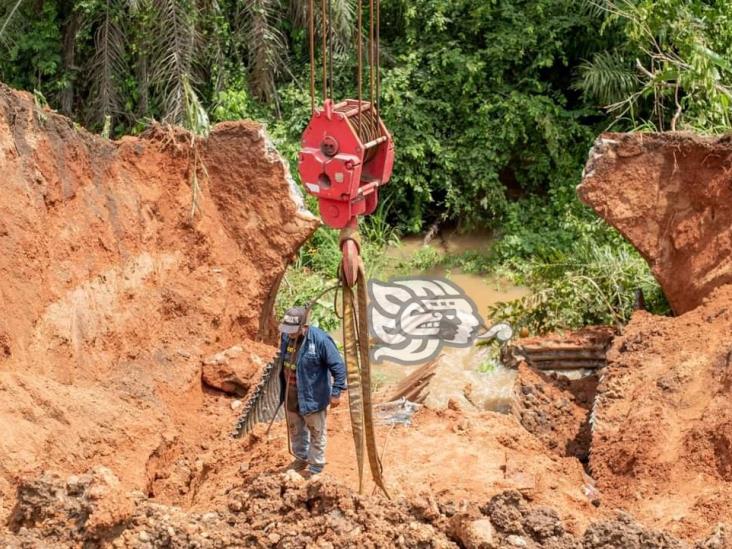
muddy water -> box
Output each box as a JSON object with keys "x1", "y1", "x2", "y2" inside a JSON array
[{"x1": 372, "y1": 231, "x2": 530, "y2": 412}]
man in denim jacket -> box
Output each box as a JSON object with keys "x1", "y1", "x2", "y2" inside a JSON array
[{"x1": 278, "y1": 306, "x2": 347, "y2": 476}]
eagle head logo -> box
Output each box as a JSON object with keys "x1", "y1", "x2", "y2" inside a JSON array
[{"x1": 368, "y1": 277, "x2": 484, "y2": 364}]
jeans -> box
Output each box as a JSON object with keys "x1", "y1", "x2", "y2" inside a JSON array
[{"x1": 286, "y1": 408, "x2": 327, "y2": 474}]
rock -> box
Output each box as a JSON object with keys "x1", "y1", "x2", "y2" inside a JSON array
[
  {"x1": 482, "y1": 491, "x2": 527, "y2": 535},
  {"x1": 453, "y1": 518, "x2": 496, "y2": 549},
  {"x1": 66, "y1": 475, "x2": 87, "y2": 495},
  {"x1": 231, "y1": 399, "x2": 243, "y2": 410},
  {"x1": 410, "y1": 494, "x2": 441, "y2": 522},
  {"x1": 506, "y1": 534, "x2": 527, "y2": 547},
  {"x1": 697, "y1": 524, "x2": 729, "y2": 549},
  {"x1": 582, "y1": 512, "x2": 685, "y2": 549},
  {"x1": 202, "y1": 345, "x2": 268, "y2": 396},
  {"x1": 284, "y1": 469, "x2": 305, "y2": 484},
  {"x1": 522, "y1": 506, "x2": 564, "y2": 541},
  {"x1": 201, "y1": 512, "x2": 219, "y2": 523},
  {"x1": 138, "y1": 531, "x2": 151, "y2": 542},
  {"x1": 447, "y1": 398, "x2": 462, "y2": 411}
]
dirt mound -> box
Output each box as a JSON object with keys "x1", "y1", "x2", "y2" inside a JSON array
[
  {"x1": 0, "y1": 83, "x2": 317, "y2": 519},
  {"x1": 0, "y1": 466, "x2": 727, "y2": 549},
  {"x1": 578, "y1": 132, "x2": 732, "y2": 314},
  {"x1": 4, "y1": 467, "x2": 721, "y2": 549},
  {"x1": 590, "y1": 284, "x2": 732, "y2": 540},
  {"x1": 513, "y1": 364, "x2": 598, "y2": 463},
  {"x1": 3, "y1": 467, "x2": 455, "y2": 548}
]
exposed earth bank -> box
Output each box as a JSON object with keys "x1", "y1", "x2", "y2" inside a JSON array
[
  {"x1": 579, "y1": 132, "x2": 732, "y2": 542},
  {"x1": 590, "y1": 285, "x2": 732, "y2": 540},
  {"x1": 0, "y1": 86, "x2": 731, "y2": 547},
  {"x1": 578, "y1": 132, "x2": 732, "y2": 315},
  {"x1": 0, "y1": 83, "x2": 317, "y2": 523}
]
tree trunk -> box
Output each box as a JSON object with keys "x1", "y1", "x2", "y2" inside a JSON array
[{"x1": 59, "y1": 4, "x2": 80, "y2": 116}]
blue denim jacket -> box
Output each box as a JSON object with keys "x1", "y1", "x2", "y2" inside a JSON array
[{"x1": 278, "y1": 326, "x2": 347, "y2": 415}]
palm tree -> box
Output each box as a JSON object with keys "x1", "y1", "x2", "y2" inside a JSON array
[{"x1": 0, "y1": 0, "x2": 355, "y2": 134}]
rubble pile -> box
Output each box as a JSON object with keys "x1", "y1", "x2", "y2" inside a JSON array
[{"x1": 3, "y1": 468, "x2": 727, "y2": 548}]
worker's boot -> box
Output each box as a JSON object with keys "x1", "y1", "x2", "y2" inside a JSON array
[{"x1": 285, "y1": 458, "x2": 308, "y2": 472}]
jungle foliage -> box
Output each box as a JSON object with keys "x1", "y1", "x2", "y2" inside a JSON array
[{"x1": 2, "y1": 0, "x2": 730, "y2": 331}]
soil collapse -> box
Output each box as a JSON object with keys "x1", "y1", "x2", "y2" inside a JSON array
[{"x1": 0, "y1": 85, "x2": 730, "y2": 547}]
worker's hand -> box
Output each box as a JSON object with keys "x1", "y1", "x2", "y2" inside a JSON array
[{"x1": 330, "y1": 395, "x2": 341, "y2": 408}]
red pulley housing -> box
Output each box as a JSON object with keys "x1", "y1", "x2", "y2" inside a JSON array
[{"x1": 298, "y1": 99, "x2": 394, "y2": 229}]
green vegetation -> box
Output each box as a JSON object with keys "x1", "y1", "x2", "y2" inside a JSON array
[{"x1": 2, "y1": 0, "x2": 730, "y2": 333}]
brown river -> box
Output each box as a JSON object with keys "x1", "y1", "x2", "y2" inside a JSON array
[{"x1": 372, "y1": 230, "x2": 530, "y2": 412}]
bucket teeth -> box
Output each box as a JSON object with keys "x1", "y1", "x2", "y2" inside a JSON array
[{"x1": 231, "y1": 352, "x2": 283, "y2": 438}]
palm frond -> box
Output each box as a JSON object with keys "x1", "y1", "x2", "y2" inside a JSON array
[
  {"x1": 86, "y1": 0, "x2": 129, "y2": 128},
  {"x1": 289, "y1": 0, "x2": 354, "y2": 52},
  {"x1": 149, "y1": 0, "x2": 200, "y2": 125},
  {"x1": 182, "y1": 72, "x2": 210, "y2": 134},
  {"x1": 327, "y1": 0, "x2": 354, "y2": 50},
  {"x1": 0, "y1": 0, "x2": 26, "y2": 50},
  {"x1": 575, "y1": 50, "x2": 638, "y2": 107},
  {"x1": 231, "y1": 353, "x2": 284, "y2": 438},
  {"x1": 287, "y1": 0, "x2": 308, "y2": 29},
  {"x1": 0, "y1": 0, "x2": 23, "y2": 40},
  {"x1": 242, "y1": 0, "x2": 287, "y2": 102},
  {"x1": 577, "y1": 0, "x2": 611, "y2": 18}
]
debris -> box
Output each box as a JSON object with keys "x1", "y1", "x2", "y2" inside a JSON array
[
  {"x1": 202, "y1": 345, "x2": 265, "y2": 396},
  {"x1": 388, "y1": 358, "x2": 439, "y2": 403},
  {"x1": 374, "y1": 398, "x2": 422, "y2": 426},
  {"x1": 503, "y1": 326, "x2": 615, "y2": 371}
]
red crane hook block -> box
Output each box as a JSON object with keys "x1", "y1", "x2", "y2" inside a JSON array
[{"x1": 298, "y1": 99, "x2": 395, "y2": 230}]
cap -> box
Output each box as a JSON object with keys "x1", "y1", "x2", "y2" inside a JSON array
[{"x1": 279, "y1": 306, "x2": 308, "y2": 335}]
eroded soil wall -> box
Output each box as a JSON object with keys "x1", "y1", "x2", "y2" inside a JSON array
[
  {"x1": 590, "y1": 285, "x2": 732, "y2": 540},
  {"x1": 578, "y1": 132, "x2": 732, "y2": 540},
  {"x1": 578, "y1": 132, "x2": 732, "y2": 314},
  {"x1": 0, "y1": 84, "x2": 318, "y2": 515}
]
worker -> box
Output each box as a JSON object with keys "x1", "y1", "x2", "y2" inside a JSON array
[{"x1": 278, "y1": 306, "x2": 347, "y2": 476}]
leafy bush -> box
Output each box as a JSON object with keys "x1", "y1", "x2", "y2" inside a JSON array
[
  {"x1": 577, "y1": 0, "x2": 732, "y2": 132},
  {"x1": 488, "y1": 193, "x2": 669, "y2": 332},
  {"x1": 275, "y1": 268, "x2": 341, "y2": 332},
  {"x1": 490, "y1": 241, "x2": 668, "y2": 333}
]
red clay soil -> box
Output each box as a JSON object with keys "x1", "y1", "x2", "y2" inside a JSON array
[
  {"x1": 3, "y1": 80, "x2": 732, "y2": 547},
  {"x1": 590, "y1": 284, "x2": 732, "y2": 540},
  {"x1": 578, "y1": 132, "x2": 732, "y2": 315},
  {"x1": 7, "y1": 464, "x2": 717, "y2": 549},
  {"x1": 182, "y1": 404, "x2": 602, "y2": 532},
  {"x1": 512, "y1": 363, "x2": 598, "y2": 463},
  {"x1": 0, "y1": 83, "x2": 318, "y2": 520}
]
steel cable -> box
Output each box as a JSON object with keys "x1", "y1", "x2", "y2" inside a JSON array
[{"x1": 309, "y1": 0, "x2": 315, "y2": 112}]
